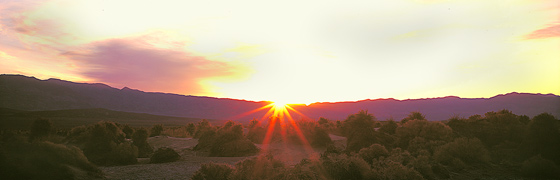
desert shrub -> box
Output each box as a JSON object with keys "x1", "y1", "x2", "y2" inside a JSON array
[
  {"x1": 371, "y1": 159, "x2": 424, "y2": 180},
  {"x1": 317, "y1": 117, "x2": 337, "y2": 133},
  {"x1": 83, "y1": 122, "x2": 137, "y2": 165},
  {"x1": 186, "y1": 123, "x2": 196, "y2": 136},
  {"x1": 66, "y1": 121, "x2": 138, "y2": 166},
  {"x1": 358, "y1": 144, "x2": 389, "y2": 164},
  {"x1": 310, "y1": 126, "x2": 333, "y2": 147},
  {"x1": 342, "y1": 110, "x2": 381, "y2": 152},
  {"x1": 67, "y1": 125, "x2": 88, "y2": 143},
  {"x1": 524, "y1": 113, "x2": 560, "y2": 163},
  {"x1": 482, "y1": 110, "x2": 527, "y2": 146},
  {"x1": 132, "y1": 128, "x2": 153, "y2": 158},
  {"x1": 320, "y1": 153, "x2": 372, "y2": 180},
  {"x1": 409, "y1": 151, "x2": 437, "y2": 179},
  {"x1": 396, "y1": 119, "x2": 452, "y2": 149},
  {"x1": 520, "y1": 155, "x2": 559, "y2": 179},
  {"x1": 150, "y1": 124, "x2": 164, "y2": 137},
  {"x1": 230, "y1": 154, "x2": 286, "y2": 180},
  {"x1": 247, "y1": 119, "x2": 266, "y2": 143},
  {"x1": 281, "y1": 159, "x2": 322, "y2": 180},
  {"x1": 191, "y1": 162, "x2": 234, "y2": 180},
  {"x1": 447, "y1": 110, "x2": 527, "y2": 148},
  {"x1": 195, "y1": 121, "x2": 258, "y2": 157},
  {"x1": 386, "y1": 148, "x2": 415, "y2": 166},
  {"x1": 490, "y1": 141, "x2": 522, "y2": 163},
  {"x1": 0, "y1": 141, "x2": 102, "y2": 180},
  {"x1": 211, "y1": 138, "x2": 259, "y2": 157},
  {"x1": 120, "y1": 124, "x2": 134, "y2": 139},
  {"x1": 194, "y1": 119, "x2": 215, "y2": 138},
  {"x1": 150, "y1": 147, "x2": 180, "y2": 163},
  {"x1": 162, "y1": 126, "x2": 190, "y2": 138},
  {"x1": 287, "y1": 120, "x2": 334, "y2": 147},
  {"x1": 379, "y1": 118, "x2": 398, "y2": 135},
  {"x1": 407, "y1": 137, "x2": 446, "y2": 155},
  {"x1": 194, "y1": 128, "x2": 218, "y2": 151},
  {"x1": 107, "y1": 142, "x2": 138, "y2": 165},
  {"x1": 28, "y1": 118, "x2": 52, "y2": 142},
  {"x1": 401, "y1": 111, "x2": 426, "y2": 125},
  {"x1": 434, "y1": 137, "x2": 490, "y2": 168}
]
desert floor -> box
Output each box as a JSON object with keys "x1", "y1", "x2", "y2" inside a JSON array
[{"x1": 99, "y1": 134, "x2": 347, "y2": 179}]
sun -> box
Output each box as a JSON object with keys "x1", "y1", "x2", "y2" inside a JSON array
[{"x1": 272, "y1": 101, "x2": 289, "y2": 109}]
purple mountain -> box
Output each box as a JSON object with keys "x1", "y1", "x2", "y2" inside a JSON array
[{"x1": 1, "y1": 74, "x2": 558, "y2": 121}]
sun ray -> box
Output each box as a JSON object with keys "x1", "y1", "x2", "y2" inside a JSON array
[
  {"x1": 227, "y1": 103, "x2": 273, "y2": 120},
  {"x1": 235, "y1": 101, "x2": 319, "y2": 161}
]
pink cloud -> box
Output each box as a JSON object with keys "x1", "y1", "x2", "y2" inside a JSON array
[
  {"x1": 63, "y1": 38, "x2": 246, "y2": 95},
  {"x1": 525, "y1": 23, "x2": 560, "y2": 39}
]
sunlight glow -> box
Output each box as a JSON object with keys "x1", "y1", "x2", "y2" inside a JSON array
[
  {"x1": 272, "y1": 101, "x2": 289, "y2": 110},
  {"x1": 234, "y1": 101, "x2": 317, "y2": 160}
]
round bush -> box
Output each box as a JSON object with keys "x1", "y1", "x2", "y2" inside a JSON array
[
  {"x1": 521, "y1": 155, "x2": 559, "y2": 179},
  {"x1": 434, "y1": 137, "x2": 490, "y2": 167},
  {"x1": 358, "y1": 144, "x2": 389, "y2": 164},
  {"x1": 150, "y1": 147, "x2": 180, "y2": 163},
  {"x1": 0, "y1": 141, "x2": 102, "y2": 180},
  {"x1": 191, "y1": 162, "x2": 234, "y2": 180}
]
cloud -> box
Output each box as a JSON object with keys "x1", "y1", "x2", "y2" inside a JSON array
[
  {"x1": 63, "y1": 38, "x2": 248, "y2": 95},
  {"x1": 525, "y1": 24, "x2": 560, "y2": 39}
]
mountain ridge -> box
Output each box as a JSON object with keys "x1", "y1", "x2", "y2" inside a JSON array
[{"x1": 1, "y1": 74, "x2": 559, "y2": 121}]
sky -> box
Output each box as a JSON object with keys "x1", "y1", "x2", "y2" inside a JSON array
[{"x1": 1, "y1": 0, "x2": 559, "y2": 105}]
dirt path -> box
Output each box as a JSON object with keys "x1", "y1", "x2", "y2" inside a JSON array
[{"x1": 100, "y1": 134, "x2": 347, "y2": 179}]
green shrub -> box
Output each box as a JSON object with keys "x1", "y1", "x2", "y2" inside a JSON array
[
  {"x1": 281, "y1": 159, "x2": 322, "y2": 180},
  {"x1": 407, "y1": 137, "x2": 446, "y2": 155},
  {"x1": 132, "y1": 128, "x2": 153, "y2": 158},
  {"x1": 108, "y1": 142, "x2": 138, "y2": 165},
  {"x1": 120, "y1": 124, "x2": 134, "y2": 139},
  {"x1": 386, "y1": 148, "x2": 415, "y2": 166},
  {"x1": 150, "y1": 124, "x2": 164, "y2": 137},
  {"x1": 434, "y1": 137, "x2": 490, "y2": 168},
  {"x1": 409, "y1": 152, "x2": 436, "y2": 179},
  {"x1": 230, "y1": 154, "x2": 286, "y2": 180},
  {"x1": 320, "y1": 153, "x2": 372, "y2": 180},
  {"x1": 396, "y1": 120, "x2": 452, "y2": 149},
  {"x1": 521, "y1": 155, "x2": 559, "y2": 179},
  {"x1": 371, "y1": 159, "x2": 424, "y2": 180},
  {"x1": 246, "y1": 123, "x2": 266, "y2": 143},
  {"x1": 401, "y1": 111, "x2": 426, "y2": 125},
  {"x1": 192, "y1": 162, "x2": 234, "y2": 180},
  {"x1": 358, "y1": 144, "x2": 389, "y2": 164},
  {"x1": 342, "y1": 110, "x2": 380, "y2": 152},
  {"x1": 194, "y1": 119, "x2": 215, "y2": 138},
  {"x1": 310, "y1": 126, "x2": 333, "y2": 147},
  {"x1": 0, "y1": 141, "x2": 102, "y2": 180},
  {"x1": 210, "y1": 138, "x2": 259, "y2": 157},
  {"x1": 195, "y1": 120, "x2": 258, "y2": 157},
  {"x1": 525, "y1": 113, "x2": 560, "y2": 163},
  {"x1": 379, "y1": 119, "x2": 398, "y2": 135},
  {"x1": 186, "y1": 123, "x2": 196, "y2": 136},
  {"x1": 150, "y1": 147, "x2": 180, "y2": 163},
  {"x1": 66, "y1": 121, "x2": 138, "y2": 166}
]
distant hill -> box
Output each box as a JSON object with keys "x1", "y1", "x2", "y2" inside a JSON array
[
  {"x1": 0, "y1": 108, "x2": 213, "y2": 129},
  {"x1": 1, "y1": 74, "x2": 559, "y2": 122}
]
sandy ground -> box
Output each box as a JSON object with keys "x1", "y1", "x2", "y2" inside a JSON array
[{"x1": 100, "y1": 134, "x2": 347, "y2": 179}]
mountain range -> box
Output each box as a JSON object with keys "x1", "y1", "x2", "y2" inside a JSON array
[{"x1": 1, "y1": 74, "x2": 559, "y2": 122}]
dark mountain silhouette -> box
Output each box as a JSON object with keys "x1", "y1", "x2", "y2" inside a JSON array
[{"x1": 1, "y1": 74, "x2": 559, "y2": 122}]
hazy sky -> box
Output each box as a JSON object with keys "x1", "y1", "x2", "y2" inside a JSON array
[{"x1": 1, "y1": 0, "x2": 559, "y2": 104}]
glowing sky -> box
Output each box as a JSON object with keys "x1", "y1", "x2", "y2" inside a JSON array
[{"x1": 1, "y1": 0, "x2": 559, "y2": 104}]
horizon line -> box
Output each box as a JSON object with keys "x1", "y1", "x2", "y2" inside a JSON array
[{"x1": 2, "y1": 73, "x2": 558, "y2": 105}]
